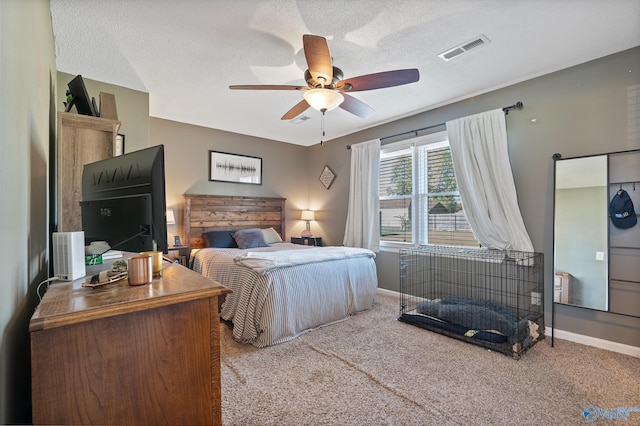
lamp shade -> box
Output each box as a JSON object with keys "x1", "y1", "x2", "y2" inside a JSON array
[
  {"x1": 301, "y1": 210, "x2": 315, "y2": 221},
  {"x1": 166, "y1": 209, "x2": 176, "y2": 225},
  {"x1": 303, "y1": 89, "x2": 344, "y2": 112}
]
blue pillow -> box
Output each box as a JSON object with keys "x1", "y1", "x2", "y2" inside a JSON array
[
  {"x1": 203, "y1": 230, "x2": 237, "y2": 248},
  {"x1": 233, "y1": 228, "x2": 269, "y2": 249}
]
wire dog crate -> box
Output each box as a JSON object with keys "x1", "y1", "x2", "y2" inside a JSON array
[{"x1": 399, "y1": 245, "x2": 544, "y2": 359}]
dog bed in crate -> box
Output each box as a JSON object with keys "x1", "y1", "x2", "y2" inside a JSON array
[{"x1": 400, "y1": 295, "x2": 542, "y2": 358}]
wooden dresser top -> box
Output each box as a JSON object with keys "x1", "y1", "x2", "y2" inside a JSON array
[{"x1": 30, "y1": 262, "x2": 230, "y2": 332}]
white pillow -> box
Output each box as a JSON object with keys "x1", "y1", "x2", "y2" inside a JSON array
[{"x1": 261, "y1": 227, "x2": 283, "y2": 244}]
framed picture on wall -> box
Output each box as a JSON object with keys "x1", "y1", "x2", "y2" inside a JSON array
[
  {"x1": 209, "y1": 151, "x2": 262, "y2": 185},
  {"x1": 319, "y1": 165, "x2": 335, "y2": 189}
]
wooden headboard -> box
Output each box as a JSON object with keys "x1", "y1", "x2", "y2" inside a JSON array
[{"x1": 183, "y1": 194, "x2": 286, "y2": 249}]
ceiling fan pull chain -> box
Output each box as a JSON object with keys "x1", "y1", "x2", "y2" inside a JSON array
[{"x1": 320, "y1": 108, "x2": 327, "y2": 145}]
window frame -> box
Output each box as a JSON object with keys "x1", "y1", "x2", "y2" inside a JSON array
[{"x1": 379, "y1": 131, "x2": 474, "y2": 251}]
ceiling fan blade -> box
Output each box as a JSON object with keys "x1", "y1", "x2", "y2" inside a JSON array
[
  {"x1": 339, "y1": 93, "x2": 374, "y2": 118},
  {"x1": 281, "y1": 99, "x2": 310, "y2": 120},
  {"x1": 303, "y1": 34, "x2": 333, "y2": 85},
  {"x1": 337, "y1": 69, "x2": 419, "y2": 92},
  {"x1": 229, "y1": 85, "x2": 303, "y2": 91}
]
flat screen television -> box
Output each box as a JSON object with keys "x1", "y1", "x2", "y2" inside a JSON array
[
  {"x1": 80, "y1": 145, "x2": 168, "y2": 253},
  {"x1": 67, "y1": 74, "x2": 98, "y2": 117}
]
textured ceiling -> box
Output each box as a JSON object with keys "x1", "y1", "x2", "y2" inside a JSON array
[{"x1": 50, "y1": 0, "x2": 640, "y2": 146}]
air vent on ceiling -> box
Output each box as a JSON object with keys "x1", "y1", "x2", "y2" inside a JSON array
[
  {"x1": 291, "y1": 115, "x2": 311, "y2": 124},
  {"x1": 438, "y1": 34, "x2": 490, "y2": 62}
]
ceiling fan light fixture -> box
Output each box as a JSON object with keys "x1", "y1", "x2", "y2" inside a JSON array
[{"x1": 303, "y1": 88, "x2": 344, "y2": 112}]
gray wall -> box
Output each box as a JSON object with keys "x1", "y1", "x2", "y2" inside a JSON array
[
  {"x1": 312, "y1": 47, "x2": 640, "y2": 347},
  {"x1": 56, "y1": 71, "x2": 150, "y2": 153},
  {"x1": 150, "y1": 118, "x2": 309, "y2": 241},
  {"x1": 0, "y1": 0, "x2": 56, "y2": 423},
  {"x1": 3, "y1": 7, "x2": 636, "y2": 422},
  {"x1": 52, "y1": 76, "x2": 311, "y2": 240},
  {"x1": 78, "y1": 47, "x2": 640, "y2": 348}
]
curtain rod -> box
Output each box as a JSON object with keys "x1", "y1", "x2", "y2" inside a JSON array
[{"x1": 347, "y1": 101, "x2": 524, "y2": 149}]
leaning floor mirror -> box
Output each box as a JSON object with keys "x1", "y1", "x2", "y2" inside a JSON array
[
  {"x1": 553, "y1": 149, "x2": 640, "y2": 316},
  {"x1": 554, "y1": 154, "x2": 608, "y2": 310}
]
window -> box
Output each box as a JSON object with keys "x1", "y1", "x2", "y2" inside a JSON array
[{"x1": 379, "y1": 131, "x2": 478, "y2": 247}]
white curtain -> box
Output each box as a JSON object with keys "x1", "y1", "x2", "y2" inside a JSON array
[
  {"x1": 446, "y1": 109, "x2": 533, "y2": 252},
  {"x1": 343, "y1": 139, "x2": 380, "y2": 251}
]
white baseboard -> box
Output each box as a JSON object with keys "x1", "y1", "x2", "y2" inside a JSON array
[
  {"x1": 376, "y1": 287, "x2": 399, "y2": 298},
  {"x1": 550, "y1": 328, "x2": 640, "y2": 358},
  {"x1": 376, "y1": 288, "x2": 640, "y2": 358}
]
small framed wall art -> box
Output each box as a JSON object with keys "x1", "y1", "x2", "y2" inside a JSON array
[
  {"x1": 209, "y1": 150, "x2": 262, "y2": 185},
  {"x1": 319, "y1": 165, "x2": 335, "y2": 189}
]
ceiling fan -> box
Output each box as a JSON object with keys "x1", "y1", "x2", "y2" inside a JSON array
[{"x1": 229, "y1": 34, "x2": 420, "y2": 120}]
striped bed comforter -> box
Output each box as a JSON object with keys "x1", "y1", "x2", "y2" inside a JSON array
[{"x1": 192, "y1": 243, "x2": 378, "y2": 347}]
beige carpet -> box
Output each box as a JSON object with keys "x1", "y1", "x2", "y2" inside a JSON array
[{"x1": 220, "y1": 291, "x2": 640, "y2": 426}]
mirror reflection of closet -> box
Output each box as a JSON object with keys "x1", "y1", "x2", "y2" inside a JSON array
[
  {"x1": 554, "y1": 155, "x2": 608, "y2": 310},
  {"x1": 553, "y1": 149, "x2": 640, "y2": 317}
]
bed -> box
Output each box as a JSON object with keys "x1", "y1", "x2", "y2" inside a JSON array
[{"x1": 183, "y1": 194, "x2": 378, "y2": 347}]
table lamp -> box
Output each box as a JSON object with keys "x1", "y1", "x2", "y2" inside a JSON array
[{"x1": 301, "y1": 210, "x2": 315, "y2": 237}]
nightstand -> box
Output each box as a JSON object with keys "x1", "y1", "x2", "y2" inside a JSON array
[
  {"x1": 167, "y1": 246, "x2": 190, "y2": 266},
  {"x1": 291, "y1": 236, "x2": 322, "y2": 246}
]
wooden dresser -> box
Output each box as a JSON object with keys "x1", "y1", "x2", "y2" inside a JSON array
[{"x1": 30, "y1": 262, "x2": 231, "y2": 425}]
